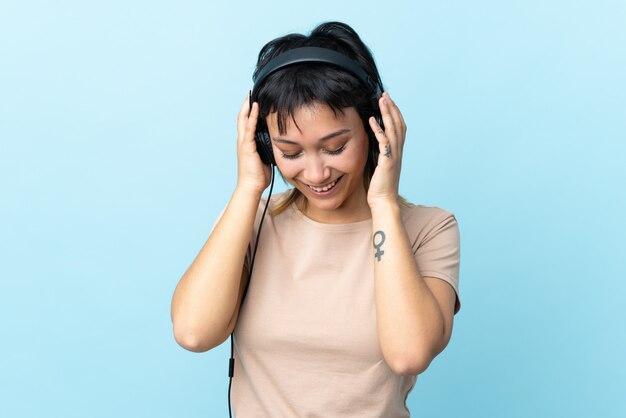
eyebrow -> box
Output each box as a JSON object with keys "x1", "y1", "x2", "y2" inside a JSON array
[{"x1": 272, "y1": 128, "x2": 351, "y2": 145}]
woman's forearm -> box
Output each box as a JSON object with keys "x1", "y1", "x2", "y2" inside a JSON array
[
  {"x1": 371, "y1": 201, "x2": 445, "y2": 375},
  {"x1": 171, "y1": 186, "x2": 262, "y2": 352}
]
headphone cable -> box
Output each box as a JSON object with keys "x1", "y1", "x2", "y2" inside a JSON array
[{"x1": 227, "y1": 164, "x2": 276, "y2": 418}]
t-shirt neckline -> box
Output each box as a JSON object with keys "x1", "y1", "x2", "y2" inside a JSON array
[{"x1": 289, "y1": 202, "x2": 372, "y2": 231}]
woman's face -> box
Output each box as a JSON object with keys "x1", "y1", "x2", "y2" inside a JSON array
[{"x1": 266, "y1": 102, "x2": 371, "y2": 223}]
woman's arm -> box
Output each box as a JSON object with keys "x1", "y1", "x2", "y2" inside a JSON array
[
  {"x1": 171, "y1": 96, "x2": 269, "y2": 352},
  {"x1": 170, "y1": 187, "x2": 261, "y2": 352},
  {"x1": 371, "y1": 202, "x2": 456, "y2": 375},
  {"x1": 367, "y1": 92, "x2": 457, "y2": 375}
]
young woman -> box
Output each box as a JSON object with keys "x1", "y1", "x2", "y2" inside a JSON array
[{"x1": 171, "y1": 21, "x2": 461, "y2": 417}]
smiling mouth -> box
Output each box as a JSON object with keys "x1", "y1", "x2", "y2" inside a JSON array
[{"x1": 305, "y1": 176, "x2": 342, "y2": 193}]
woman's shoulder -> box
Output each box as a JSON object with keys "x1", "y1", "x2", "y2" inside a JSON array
[
  {"x1": 259, "y1": 190, "x2": 293, "y2": 212},
  {"x1": 254, "y1": 190, "x2": 297, "y2": 222},
  {"x1": 399, "y1": 200, "x2": 457, "y2": 229}
]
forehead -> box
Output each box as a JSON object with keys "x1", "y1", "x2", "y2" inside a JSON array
[{"x1": 266, "y1": 103, "x2": 359, "y2": 136}]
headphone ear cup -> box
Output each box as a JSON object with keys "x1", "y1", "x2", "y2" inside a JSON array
[{"x1": 254, "y1": 118, "x2": 275, "y2": 166}]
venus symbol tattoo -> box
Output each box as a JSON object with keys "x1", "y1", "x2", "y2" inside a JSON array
[
  {"x1": 373, "y1": 230, "x2": 386, "y2": 262},
  {"x1": 383, "y1": 144, "x2": 391, "y2": 158}
]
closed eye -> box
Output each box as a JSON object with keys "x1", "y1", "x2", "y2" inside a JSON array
[
  {"x1": 280, "y1": 144, "x2": 346, "y2": 160},
  {"x1": 280, "y1": 151, "x2": 302, "y2": 160},
  {"x1": 323, "y1": 144, "x2": 347, "y2": 155}
]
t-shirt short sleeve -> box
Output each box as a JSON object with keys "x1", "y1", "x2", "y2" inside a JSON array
[{"x1": 406, "y1": 206, "x2": 461, "y2": 315}]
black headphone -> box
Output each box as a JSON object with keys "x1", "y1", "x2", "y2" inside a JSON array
[{"x1": 249, "y1": 46, "x2": 385, "y2": 166}]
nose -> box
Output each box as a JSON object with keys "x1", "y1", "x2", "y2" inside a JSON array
[{"x1": 303, "y1": 154, "x2": 331, "y2": 185}]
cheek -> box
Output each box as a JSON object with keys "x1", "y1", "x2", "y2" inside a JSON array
[
  {"x1": 345, "y1": 139, "x2": 370, "y2": 171},
  {"x1": 274, "y1": 156, "x2": 300, "y2": 179}
]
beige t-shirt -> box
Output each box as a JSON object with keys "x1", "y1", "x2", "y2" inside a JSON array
[{"x1": 229, "y1": 192, "x2": 461, "y2": 417}]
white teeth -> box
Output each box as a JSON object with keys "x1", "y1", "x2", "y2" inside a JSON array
[{"x1": 308, "y1": 179, "x2": 337, "y2": 193}]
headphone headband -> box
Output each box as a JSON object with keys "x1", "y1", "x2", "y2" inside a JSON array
[
  {"x1": 249, "y1": 46, "x2": 384, "y2": 166},
  {"x1": 251, "y1": 46, "x2": 382, "y2": 100}
]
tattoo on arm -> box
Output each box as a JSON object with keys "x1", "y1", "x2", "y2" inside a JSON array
[
  {"x1": 373, "y1": 230, "x2": 386, "y2": 262},
  {"x1": 383, "y1": 144, "x2": 391, "y2": 158}
]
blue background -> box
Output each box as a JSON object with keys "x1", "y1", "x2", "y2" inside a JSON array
[{"x1": 1, "y1": 0, "x2": 624, "y2": 417}]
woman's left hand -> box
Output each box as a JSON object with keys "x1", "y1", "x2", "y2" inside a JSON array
[{"x1": 367, "y1": 91, "x2": 407, "y2": 209}]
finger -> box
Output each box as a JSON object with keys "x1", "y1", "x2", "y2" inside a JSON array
[
  {"x1": 242, "y1": 101, "x2": 259, "y2": 145},
  {"x1": 382, "y1": 93, "x2": 402, "y2": 134},
  {"x1": 378, "y1": 96, "x2": 404, "y2": 164},
  {"x1": 378, "y1": 95, "x2": 402, "y2": 157},
  {"x1": 237, "y1": 90, "x2": 252, "y2": 134},
  {"x1": 369, "y1": 116, "x2": 392, "y2": 160},
  {"x1": 379, "y1": 95, "x2": 398, "y2": 138},
  {"x1": 382, "y1": 92, "x2": 407, "y2": 139}
]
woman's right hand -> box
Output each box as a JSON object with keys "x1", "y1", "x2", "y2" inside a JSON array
[{"x1": 236, "y1": 92, "x2": 271, "y2": 195}]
